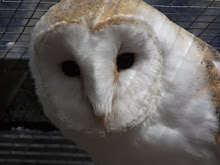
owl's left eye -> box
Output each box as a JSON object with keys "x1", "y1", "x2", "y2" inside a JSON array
[
  {"x1": 117, "y1": 53, "x2": 135, "y2": 71},
  {"x1": 61, "y1": 60, "x2": 80, "y2": 77}
]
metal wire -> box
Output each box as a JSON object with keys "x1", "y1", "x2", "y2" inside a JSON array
[
  {"x1": 0, "y1": 129, "x2": 94, "y2": 165},
  {"x1": 0, "y1": 0, "x2": 59, "y2": 61},
  {"x1": 0, "y1": 0, "x2": 219, "y2": 63}
]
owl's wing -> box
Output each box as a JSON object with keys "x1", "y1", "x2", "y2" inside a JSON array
[
  {"x1": 194, "y1": 37, "x2": 220, "y2": 145},
  {"x1": 139, "y1": 1, "x2": 220, "y2": 144}
]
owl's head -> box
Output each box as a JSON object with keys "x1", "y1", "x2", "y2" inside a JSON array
[{"x1": 30, "y1": 0, "x2": 164, "y2": 135}]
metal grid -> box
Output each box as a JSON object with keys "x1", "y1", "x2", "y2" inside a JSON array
[
  {"x1": 0, "y1": 0, "x2": 59, "y2": 65},
  {"x1": 0, "y1": 0, "x2": 219, "y2": 63},
  {"x1": 0, "y1": 129, "x2": 94, "y2": 165}
]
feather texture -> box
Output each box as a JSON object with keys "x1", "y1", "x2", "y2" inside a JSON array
[{"x1": 30, "y1": 0, "x2": 220, "y2": 164}]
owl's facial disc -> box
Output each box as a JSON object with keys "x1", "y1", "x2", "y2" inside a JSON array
[{"x1": 31, "y1": 17, "x2": 163, "y2": 134}]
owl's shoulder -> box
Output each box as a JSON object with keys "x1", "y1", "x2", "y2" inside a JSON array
[{"x1": 194, "y1": 37, "x2": 220, "y2": 142}]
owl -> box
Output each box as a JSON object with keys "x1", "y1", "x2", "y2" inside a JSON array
[{"x1": 29, "y1": 0, "x2": 220, "y2": 164}]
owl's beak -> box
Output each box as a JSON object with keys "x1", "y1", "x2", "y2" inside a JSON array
[
  {"x1": 83, "y1": 77, "x2": 114, "y2": 118},
  {"x1": 85, "y1": 91, "x2": 112, "y2": 122},
  {"x1": 88, "y1": 96, "x2": 112, "y2": 119},
  {"x1": 81, "y1": 57, "x2": 114, "y2": 119}
]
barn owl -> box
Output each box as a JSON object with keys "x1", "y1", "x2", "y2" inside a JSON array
[{"x1": 29, "y1": 0, "x2": 220, "y2": 164}]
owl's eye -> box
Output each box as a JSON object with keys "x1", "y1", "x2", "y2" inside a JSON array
[
  {"x1": 61, "y1": 60, "x2": 80, "y2": 77},
  {"x1": 117, "y1": 53, "x2": 135, "y2": 71}
]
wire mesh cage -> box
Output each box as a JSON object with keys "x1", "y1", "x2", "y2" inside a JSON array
[
  {"x1": 0, "y1": 0, "x2": 219, "y2": 62},
  {"x1": 0, "y1": 0, "x2": 220, "y2": 164}
]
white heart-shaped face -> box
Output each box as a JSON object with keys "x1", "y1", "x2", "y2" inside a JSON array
[{"x1": 30, "y1": 15, "x2": 163, "y2": 136}]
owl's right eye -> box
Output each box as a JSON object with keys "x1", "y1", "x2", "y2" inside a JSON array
[{"x1": 61, "y1": 60, "x2": 80, "y2": 77}]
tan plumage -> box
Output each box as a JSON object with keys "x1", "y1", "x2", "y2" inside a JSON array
[
  {"x1": 192, "y1": 37, "x2": 220, "y2": 143},
  {"x1": 199, "y1": 41, "x2": 220, "y2": 143},
  {"x1": 33, "y1": 0, "x2": 165, "y2": 35}
]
